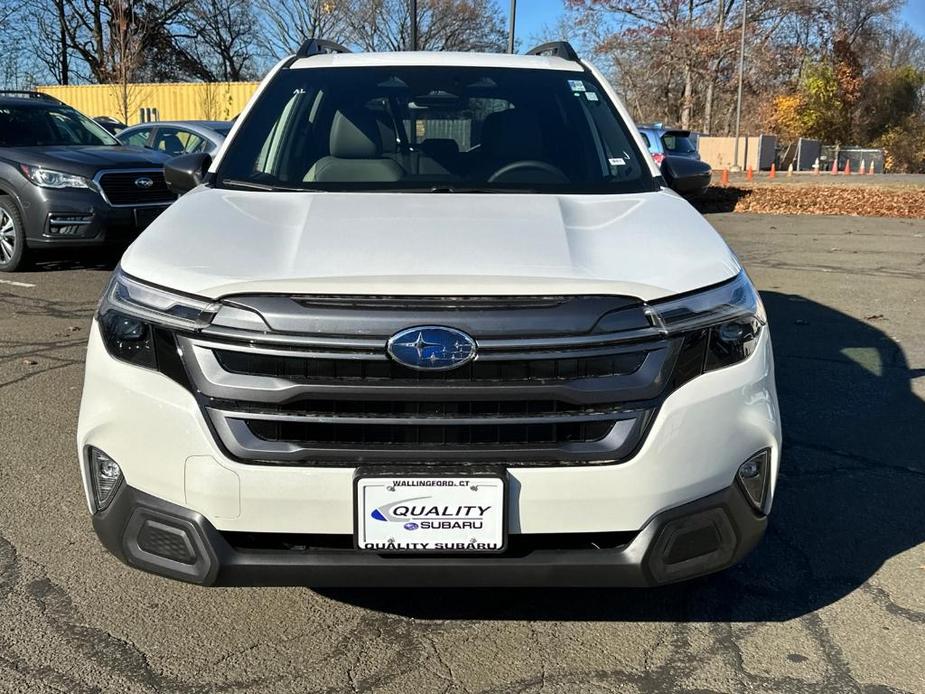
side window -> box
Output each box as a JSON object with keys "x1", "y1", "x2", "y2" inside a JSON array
[
  {"x1": 122, "y1": 128, "x2": 152, "y2": 148},
  {"x1": 187, "y1": 135, "x2": 212, "y2": 153},
  {"x1": 152, "y1": 127, "x2": 201, "y2": 156},
  {"x1": 182, "y1": 132, "x2": 206, "y2": 153},
  {"x1": 639, "y1": 131, "x2": 652, "y2": 151}
]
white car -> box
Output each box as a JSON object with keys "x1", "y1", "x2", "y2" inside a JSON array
[{"x1": 77, "y1": 40, "x2": 780, "y2": 587}]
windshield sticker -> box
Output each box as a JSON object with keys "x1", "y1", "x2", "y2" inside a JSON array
[
  {"x1": 609, "y1": 157, "x2": 626, "y2": 167},
  {"x1": 586, "y1": 92, "x2": 599, "y2": 102},
  {"x1": 568, "y1": 80, "x2": 586, "y2": 92}
]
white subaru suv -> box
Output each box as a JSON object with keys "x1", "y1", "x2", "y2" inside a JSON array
[{"x1": 77, "y1": 40, "x2": 780, "y2": 587}]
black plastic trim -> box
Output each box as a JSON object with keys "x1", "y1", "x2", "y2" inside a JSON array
[
  {"x1": 90, "y1": 482, "x2": 767, "y2": 587},
  {"x1": 295, "y1": 38, "x2": 352, "y2": 58},
  {"x1": 526, "y1": 41, "x2": 580, "y2": 62}
]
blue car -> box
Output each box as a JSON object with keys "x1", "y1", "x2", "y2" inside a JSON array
[{"x1": 637, "y1": 124, "x2": 700, "y2": 165}]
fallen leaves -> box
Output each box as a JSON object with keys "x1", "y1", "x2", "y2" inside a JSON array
[{"x1": 695, "y1": 185, "x2": 925, "y2": 218}]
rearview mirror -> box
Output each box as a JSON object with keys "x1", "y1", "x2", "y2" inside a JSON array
[
  {"x1": 659, "y1": 156, "x2": 712, "y2": 197},
  {"x1": 164, "y1": 152, "x2": 212, "y2": 195}
]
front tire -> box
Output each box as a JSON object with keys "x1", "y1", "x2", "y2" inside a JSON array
[{"x1": 0, "y1": 197, "x2": 28, "y2": 272}]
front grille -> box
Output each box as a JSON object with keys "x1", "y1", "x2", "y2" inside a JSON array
[
  {"x1": 172, "y1": 294, "x2": 678, "y2": 466},
  {"x1": 214, "y1": 398, "x2": 621, "y2": 417},
  {"x1": 247, "y1": 418, "x2": 616, "y2": 447},
  {"x1": 97, "y1": 170, "x2": 175, "y2": 206},
  {"x1": 214, "y1": 349, "x2": 648, "y2": 383}
]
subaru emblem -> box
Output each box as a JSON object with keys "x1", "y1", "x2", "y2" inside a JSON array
[
  {"x1": 134, "y1": 176, "x2": 154, "y2": 189},
  {"x1": 387, "y1": 326, "x2": 477, "y2": 371}
]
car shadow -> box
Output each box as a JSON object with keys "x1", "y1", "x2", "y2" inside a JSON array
[
  {"x1": 26, "y1": 249, "x2": 120, "y2": 273},
  {"x1": 317, "y1": 292, "x2": 925, "y2": 621},
  {"x1": 691, "y1": 186, "x2": 751, "y2": 214}
]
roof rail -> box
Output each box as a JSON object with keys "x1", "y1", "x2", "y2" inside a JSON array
[
  {"x1": 525, "y1": 41, "x2": 580, "y2": 62},
  {"x1": 295, "y1": 38, "x2": 352, "y2": 59},
  {"x1": 0, "y1": 90, "x2": 63, "y2": 104}
]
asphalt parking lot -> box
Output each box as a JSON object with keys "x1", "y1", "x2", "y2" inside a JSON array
[{"x1": 0, "y1": 212, "x2": 923, "y2": 693}]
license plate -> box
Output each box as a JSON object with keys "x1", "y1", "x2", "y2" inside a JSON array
[
  {"x1": 134, "y1": 207, "x2": 164, "y2": 231},
  {"x1": 354, "y1": 470, "x2": 506, "y2": 553}
]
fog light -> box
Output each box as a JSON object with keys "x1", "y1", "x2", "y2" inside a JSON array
[
  {"x1": 89, "y1": 447, "x2": 122, "y2": 511},
  {"x1": 737, "y1": 449, "x2": 771, "y2": 512}
]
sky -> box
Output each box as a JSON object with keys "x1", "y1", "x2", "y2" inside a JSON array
[
  {"x1": 901, "y1": 0, "x2": 925, "y2": 34},
  {"x1": 510, "y1": 0, "x2": 567, "y2": 46}
]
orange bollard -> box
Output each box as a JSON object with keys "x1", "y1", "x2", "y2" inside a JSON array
[
  {"x1": 830, "y1": 160, "x2": 838, "y2": 174},
  {"x1": 720, "y1": 168, "x2": 729, "y2": 186},
  {"x1": 844, "y1": 160, "x2": 851, "y2": 175},
  {"x1": 746, "y1": 166, "x2": 753, "y2": 181},
  {"x1": 769, "y1": 163, "x2": 776, "y2": 178}
]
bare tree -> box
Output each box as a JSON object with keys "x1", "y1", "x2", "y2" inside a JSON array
[
  {"x1": 254, "y1": 0, "x2": 353, "y2": 59},
  {"x1": 342, "y1": 0, "x2": 507, "y2": 52},
  {"x1": 107, "y1": 1, "x2": 149, "y2": 122},
  {"x1": 179, "y1": 0, "x2": 259, "y2": 80},
  {"x1": 58, "y1": 0, "x2": 190, "y2": 83},
  {"x1": 0, "y1": 0, "x2": 39, "y2": 86},
  {"x1": 20, "y1": 0, "x2": 72, "y2": 85},
  {"x1": 566, "y1": 0, "x2": 898, "y2": 134},
  {"x1": 255, "y1": 0, "x2": 507, "y2": 60}
]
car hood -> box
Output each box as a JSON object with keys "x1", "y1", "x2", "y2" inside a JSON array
[
  {"x1": 121, "y1": 188, "x2": 740, "y2": 302},
  {"x1": 3, "y1": 145, "x2": 170, "y2": 177}
]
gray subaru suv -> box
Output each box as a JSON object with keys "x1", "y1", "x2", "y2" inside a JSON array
[{"x1": 0, "y1": 91, "x2": 175, "y2": 271}]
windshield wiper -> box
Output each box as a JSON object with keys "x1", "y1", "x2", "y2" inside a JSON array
[
  {"x1": 220, "y1": 179, "x2": 306, "y2": 192},
  {"x1": 427, "y1": 185, "x2": 540, "y2": 194}
]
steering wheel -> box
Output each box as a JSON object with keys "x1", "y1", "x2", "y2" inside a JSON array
[{"x1": 487, "y1": 160, "x2": 568, "y2": 183}]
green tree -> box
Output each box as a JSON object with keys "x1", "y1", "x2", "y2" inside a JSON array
[
  {"x1": 796, "y1": 61, "x2": 845, "y2": 141},
  {"x1": 858, "y1": 65, "x2": 924, "y2": 142}
]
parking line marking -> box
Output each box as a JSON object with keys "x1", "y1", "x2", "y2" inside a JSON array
[{"x1": 0, "y1": 279, "x2": 36, "y2": 288}]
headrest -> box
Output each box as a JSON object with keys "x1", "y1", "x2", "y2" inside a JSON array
[
  {"x1": 480, "y1": 109, "x2": 543, "y2": 161},
  {"x1": 329, "y1": 109, "x2": 382, "y2": 159},
  {"x1": 161, "y1": 134, "x2": 183, "y2": 153},
  {"x1": 420, "y1": 138, "x2": 460, "y2": 159}
]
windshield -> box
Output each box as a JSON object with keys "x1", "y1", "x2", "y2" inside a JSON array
[
  {"x1": 0, "y1": 104, "x2": 119, "y2": 147},
  {"x1": 217, "y1": 66, "x2": 657, "y2": 194}
]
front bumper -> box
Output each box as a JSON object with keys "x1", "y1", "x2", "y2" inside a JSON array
[
  {"x1": 22, "y1": 187, "x2": 168, "y2": 249},
  {"x1": 93, "y1": 480, "x2": 766, "y2": 587},
  {"x1": 78, "y1": 319, "x2": 781, "y2": 586}
]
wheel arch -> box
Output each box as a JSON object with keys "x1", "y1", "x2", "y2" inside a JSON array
[{"x1": 0, "y1": 174, "x2": 28, "y2": 217}]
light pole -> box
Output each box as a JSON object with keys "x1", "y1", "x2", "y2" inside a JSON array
[
  {"x1": 508, "y1": 0, "x2": 517, "y2": 54},
  {"x1": 410, "y1": 0, "x2": 418, "y2": 51},
  {"x1": 731, "y1": 0, "x2": 747, "y2": 172}
]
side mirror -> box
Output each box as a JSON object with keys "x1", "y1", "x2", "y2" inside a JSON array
[
  {"x1": 164, "y1": 152, "x2": 212, "y2": 195},
  {"x1": 659, "y1": 156, "x2": 712, "y2": 197}
]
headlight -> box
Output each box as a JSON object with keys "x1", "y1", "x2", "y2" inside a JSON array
[
  {"x1": 19, "y1": 164, "x2": 93, "y2": 190},
  {"x1": 647, "y1": 270, "x2": 765, "y2": 333},
  {"x1": 647, "y1": 271, "x2": 766, "y2": 376},
  {"x1": 98, "y1": 268, "x2": 220, "y2": 369}
]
